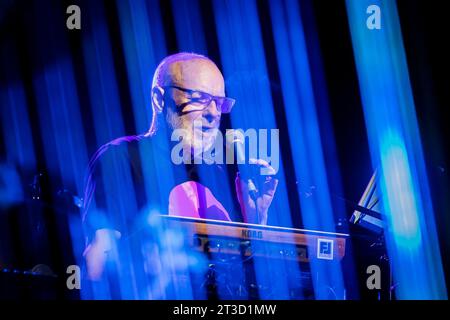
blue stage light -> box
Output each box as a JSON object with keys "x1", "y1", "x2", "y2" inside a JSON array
[{"x1": 346, "y1": 0, "x2": 447, "y2": 299}]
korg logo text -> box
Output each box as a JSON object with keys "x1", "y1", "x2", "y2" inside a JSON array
[{"x1": 241, "y1": 229, "x2": 263, "y2": 239}]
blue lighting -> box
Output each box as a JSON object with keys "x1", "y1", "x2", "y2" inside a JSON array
[
  {"x1": 1, "y1": 0, "x2": 446, "y2": 301},
  {"x1": 346, "y1": 0, "x2": 447, "y2": 299},
  {"x1": 268, "y1": 0, "x2": 345, "y2": 299}
]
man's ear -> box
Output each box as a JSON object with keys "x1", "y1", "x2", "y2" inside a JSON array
[{"x1": 151, "y1": 86, "x2": 164, "y2": 113}]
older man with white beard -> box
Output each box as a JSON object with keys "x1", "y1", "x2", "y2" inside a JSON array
[{"x1": 82, "y1": 52, "x2": 278, "y2": 281}]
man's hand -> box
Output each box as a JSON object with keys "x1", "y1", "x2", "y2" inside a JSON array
[
  {"x1": 235, "y1": 158, "x2": 278, "y2": 225},
  {"x1": 83, "y1": 228, "x2": 121, "y2": 281}
]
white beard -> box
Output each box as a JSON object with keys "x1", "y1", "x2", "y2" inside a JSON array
[{"x1": 167, "y1": 111, "x2": 218, "y2": 158}]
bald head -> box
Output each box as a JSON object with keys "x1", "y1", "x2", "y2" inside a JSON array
[
  {"x1": 163, "y1": 59, "x2": 225, "y2": 97},
  {"x1": 153, "y1": 53, "x2": 225, "y2": 96}
]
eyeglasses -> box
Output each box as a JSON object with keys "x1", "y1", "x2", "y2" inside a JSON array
[{"x1": 163, "y1": 85, "x2": 235, "y2": 114}]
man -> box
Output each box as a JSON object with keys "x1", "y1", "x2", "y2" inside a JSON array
[{"x1": 82, "y1": 52, "x2": 278, "y2": 281}]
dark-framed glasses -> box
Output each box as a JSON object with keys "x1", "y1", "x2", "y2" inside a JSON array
[{"x1": 163, "y1": 85, "x2": 235, "y2": 113}]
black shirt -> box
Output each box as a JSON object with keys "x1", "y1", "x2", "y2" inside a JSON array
[{"x1": 82, "y1": 133, "x2": 240, "y2": 241}]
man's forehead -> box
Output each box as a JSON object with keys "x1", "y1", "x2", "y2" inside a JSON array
[{"x1": 164, "y1": 59, "x2": 225, "y2": 94}]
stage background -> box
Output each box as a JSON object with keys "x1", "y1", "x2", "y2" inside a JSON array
[{"x1": 0, "y1": 0, "x2": 449, "y2": 299}]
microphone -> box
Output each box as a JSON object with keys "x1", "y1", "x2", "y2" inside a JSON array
[{"x1": 231, "y1": 138, "x2": 258, "y2": 201}]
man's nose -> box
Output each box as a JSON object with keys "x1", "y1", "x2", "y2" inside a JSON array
[{"x1": 202, "y1": 100, "x2": 220, "y2": 122}]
